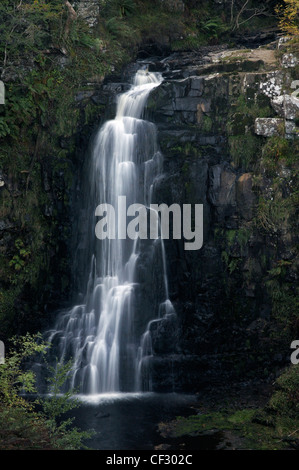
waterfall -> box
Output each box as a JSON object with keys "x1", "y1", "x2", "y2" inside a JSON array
[{"x1": 43, "y1": 68, "x2": 175, "y2": 394}]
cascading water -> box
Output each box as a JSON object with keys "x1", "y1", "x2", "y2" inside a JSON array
[{"x1": 43, "y1": 68, "x2": 175, "y2": 395}]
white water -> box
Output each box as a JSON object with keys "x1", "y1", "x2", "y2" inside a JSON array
[{"x1": 44, "y1": 69, "x2": 175, "y2": 394}]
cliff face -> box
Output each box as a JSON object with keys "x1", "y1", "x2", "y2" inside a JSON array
[
  {"x1": 138, "y1": 44, "x2": 298, "y2": 391},
  {"x1": 0, "y1": 1, "x2": 297, "y2": 393}
]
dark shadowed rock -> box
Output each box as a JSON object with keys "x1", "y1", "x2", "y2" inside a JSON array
[{"x1": 236, "y1": 173, "x2": 256, "y2": 220}]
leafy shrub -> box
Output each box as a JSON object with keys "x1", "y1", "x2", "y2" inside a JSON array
[
  {"x1": 39, "y1": 360, "x2": 94, "y2": 449},
  {"x1": 229, "y1": 134, "x2": 261, "y2": 169},
  {"x1": 0, "y1": 334, "x2": 94, "y2": 449},
  {"x1": 276, "y1": 0, "x2": 299, "y2": 36},
  {"x1": 0, "y1": 333, "x2": 46, "y2": 409},
  {"x1": 261, "y1": 136, "x2": 299, "y2": 175},
  {"x1": 269, "y1": 365, "x2": 299, "y2": 418}
]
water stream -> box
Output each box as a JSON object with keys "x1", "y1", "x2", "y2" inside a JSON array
[{"x1": 42, "y1": 68, "x2": 176, "y2": 395}]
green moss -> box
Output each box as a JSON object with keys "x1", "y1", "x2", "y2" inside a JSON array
[
  {"x1": 201, "y1": 115, "x2": 213, "y2": 133},
  {"x1": 226, "y1": 229, "x2": 236, "y2": 246},
  {"x1": 83, "y1": 102, "x2": 104, "y2": 126},
  {"x1": 221, "y1": 251, "x2": 241, "y2": 274},
  {"x1": 160, "y1": 407, "x2": 294, "y2": 450},
  {"x1": 236, "y1": 227, "x2": 251, "y2": 250},
  {"x1": 169, "y1": 142, "x2": 198, "y2": 158},
  {"x1": 184, "y1": 142, "x2": 199, "y2": 157},
  {"x1": 228, "y1": 94, "x2": 273, "y2": 136}
]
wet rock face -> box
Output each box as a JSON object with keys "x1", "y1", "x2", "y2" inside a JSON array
[
  {"x1": 236, "y1": 173, "x2": 256, "y2": 221},
  {"x1": 138, "y1": 48, "x2": 298, "y2": 392},
  {"x1": 208, "y1": 164, "x2": 236, "y2": 218}
]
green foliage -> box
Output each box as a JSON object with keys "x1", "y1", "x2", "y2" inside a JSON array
[
  {"x1": 9, "y1": 239, "x2": 31, "y2": 272},
  {"x1": 221, "y1": 250, "x2": 240, "y2": 274},
  {"x1": 229, "y1": 134, "x2": 261, "y2": 170},
  {"x1": 256, "y1": 194, "x2": 294, "y2": 233},
  {"x1": 0, "y1": 335, "x2": 94, "y2": 449},
  {"x1": 251, "y1": 130, "x2": 299, "y2": 345},
  {"x1": 199, "y1": 16, "x2": 228, "y2": 39},
  {"x1": 40, "y1": 360, "x2": 94, "y2": 449},
  {"x1": 261, "y1": 136, "x2": 299, "y2": 175},
  {"x1": 171, "y1": 142, "x2": 199, "y2": 158},
  {"x1": 0, "y1": 0, "x2": 115, "y2": 337},
  {"x1": 269, "y1": 365, "x2": 299, "y2": 418},
  {"x1": 0, "y1": 117, "x2": 11, "y2": 138},
  {"x1": 226, "y1": 229, "x2": 237, "y2": 246},
  {"x1": 105, "y1": 16, "x2": 140, "y2": 45},
  {"x1": 159, "y1": 406, "x2": 293, "y2": 450},
  {"x1": 0, "y1": 406, "x2": 54, "y2": 450},
  {"x1": 227, "y1": 92, "x2": 271, "y2": 170},
  {"x1": 228, "y1": 94, "x2": 273, "y2": 134},
  {"x1": 171, "y1": 6, "x2": 229, "y2": 51},
  {"x1": 236, "y1": 227, "x2": 251, "y2": 250},
  {"x1": 159, "y1": 408, "x2": 256, "y2": 439},
  {"x1": 201, "y1": 115, "x2": 213, "y2": 133},
  {"x1": 266, "y1": 259, "x2": 299, "y2": 340},
  {"x1": 0, "y1": 0, "x2": 65, "y2": 69},
  {"x1": 276, "y1": 0, "x2": 299, "y2": 36},
  {"x1": 0, "y1": 333, "x2": 47, "y2": 409},
  {"x1": 102, "y1": 0, "x2": 137, "y2": 18}
]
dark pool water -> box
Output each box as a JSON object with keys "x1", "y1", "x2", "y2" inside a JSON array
[{"x1": 63, "y1": 393, "x2": 223, "y2": 450}]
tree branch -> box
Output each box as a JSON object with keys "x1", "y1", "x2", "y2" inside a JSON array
[
  {"x1": 237, "y1": 8, "x2": 267, "y2": 28},
  {"x1": 64, "y1": 0, "x2": 77, "y2": 40},
  {"x1": 230, "y1": 0, "x2": 235, "y2": 25},
  {"x1": 234, "y1": 0, "x2": 250, "y2": 31}
]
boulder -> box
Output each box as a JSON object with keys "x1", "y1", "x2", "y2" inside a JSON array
[
  {"x1": 255, "y1": 117, "x2": 284, "y2": 137},
  {"x1": 285, "y1": 120, "x2": 298, "y2": 137},
  {"x1": 281, "y1": 53, "x2": 298, "y2": 68},
  {"x1": 284, "y1": 95, "x2": 299, "y2": 120},
  {"x1": 236, "y1": 173, "x2": 256, "y2": 221}
]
